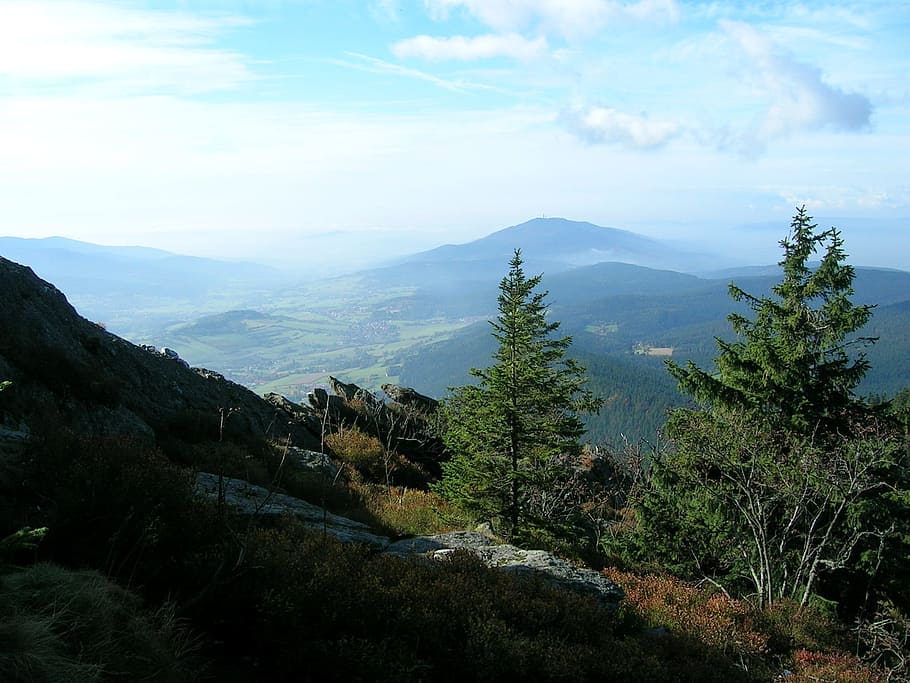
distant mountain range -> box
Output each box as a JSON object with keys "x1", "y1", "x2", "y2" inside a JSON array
[
  {"x1": 4, "y1": 218, "x2": 909, "y2": 444},
  {"x1": 0, "y1": 236, "x2": 281, "y2": 295},
  {"x1": 0, "y1": 236, "x2": 288, "y2": 336}
]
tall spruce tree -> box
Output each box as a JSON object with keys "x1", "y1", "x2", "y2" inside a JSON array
[
  {"x1": 667, "y1": 205, "x2": 875, "y2": 434},
  {"x1": 435, "y1": 250, "x2": 600, "y2": 540}
]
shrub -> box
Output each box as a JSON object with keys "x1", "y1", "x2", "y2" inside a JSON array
[
  {"x1": 351, "y1": 483, "x2": 468, "y2": 536},
  {"x1": 24, "y1": 431, "x2": 217, "y2": 595},
  {"x1": 605, "y1": 568, "x2": 770, "y2": 665},
  {"x1": 325, "y1": 426, "x2": 430, "y2": 488},
  {"x1": 325, "y1": 426, "x2": 384, "y2": 480},
  {"x1": 789, "y1": 649, "x2": 886, "y2": 683}
]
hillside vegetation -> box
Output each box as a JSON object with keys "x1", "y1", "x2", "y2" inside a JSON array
[{"x1": 1, "y1": 213, "x2": 909, "y2": 680}]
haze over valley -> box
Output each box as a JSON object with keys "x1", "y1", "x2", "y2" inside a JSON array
[{"x1": 6, "y1": 216, "x2": 908, "y2": 444}]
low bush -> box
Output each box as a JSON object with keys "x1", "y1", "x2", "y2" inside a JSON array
[
  {"x1": 24, "y1": 431, "x2": 217, "y2": 597},
  {"x1": 788, "y1": 649, "x2": 887, "y2": 683},
  {"x1": 192, "y1": 518, "x2": 762, "y2": 682},
  {"x1": 325, "y1": 425, "x2": 385, "y2": 480},
  {"x1": 326, "y1": 426, "x2": 432, "y2": 489},
  {"x1": 605, "y1": 567, "x2": 886, "y2": 682}
]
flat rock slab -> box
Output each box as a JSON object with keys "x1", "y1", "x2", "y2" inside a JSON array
[
  {"x1": 385, "y1": 531, "x2": 624, "y2": 609},
  {"x1": 195, "y1": 472, "x2": 390, "y2": 548}
]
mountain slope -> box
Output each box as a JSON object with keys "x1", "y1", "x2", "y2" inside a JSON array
[{"x1": 0, "y1": 255, "x2": 321, "y2": 450}]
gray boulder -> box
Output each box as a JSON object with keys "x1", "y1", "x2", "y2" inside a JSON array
[
  {"x1": 263, "y1": 393, "x2": 324, "y2": 435},
  {"x1": 329, "y1": 376, "x2": 380, "y2": 407},
  {"x1": 285, "y1": 446, "x2": 339, "y2": 479}
]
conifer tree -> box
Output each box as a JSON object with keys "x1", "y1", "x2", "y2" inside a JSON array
[
  {"x1": 667, "y1": 205, "x2": 875, "y2": 434},
  {"x1": 621, "y1": 208, "x2": 907, "y2": 609},
  {"x1": 435, "y1": 250, "x2": 600, "y2": 539}
]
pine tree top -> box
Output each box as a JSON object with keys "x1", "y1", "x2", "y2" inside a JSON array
[{"x1": 667, "y1": 207, "x2": 875, "y2": 434}]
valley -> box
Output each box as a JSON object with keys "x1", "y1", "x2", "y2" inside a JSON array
[{"x1": 6, "y1": 217, "x2": 910, "y2": 445}]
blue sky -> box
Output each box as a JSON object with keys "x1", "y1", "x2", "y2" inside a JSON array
[{"x1": 1, "y1": 1, "x2": 908, "y2": 267}]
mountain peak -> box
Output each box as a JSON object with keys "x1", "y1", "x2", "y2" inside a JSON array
[
  {"x1": 489, "y1": 216, "x2": 655, "y2": 246},
  {"x1": 404, "y1": 217, "x2": 682, "y2": 272}
]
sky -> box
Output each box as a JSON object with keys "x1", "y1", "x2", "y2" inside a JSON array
[{"x1": 1, "y1": 0, "x2": 908, "y2": 268}]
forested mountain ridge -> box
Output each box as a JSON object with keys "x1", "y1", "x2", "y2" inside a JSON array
[{"x1": 395, "y1": 262, "x2": 910, "y2": 441}]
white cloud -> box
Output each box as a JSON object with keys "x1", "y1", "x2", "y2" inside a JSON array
[
  {"x1": 561, "y1": 105, "x2": 682, "y2": 148},
  {"x1": 392, "y1": 33, "x2": 547, "y2": 61},
  {"x1": 423, "y1": 0, "x2": 679, "y2": 39},
  {"x1": 0, "y1": 0, "x2": 253, "y2": 93},
  {"x1": 720, "y1": 20, "x2": 872, "y2": 144}
]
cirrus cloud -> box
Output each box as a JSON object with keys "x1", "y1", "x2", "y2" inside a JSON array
[
  {"x1": 0, "y1": 0, "x2": 252, "y2": 93},
  {"x1": 391, "y1": 32, "x2": 548, "y2": 61},
  {"x1": 424, "y1": 0, "x2": 680, "y2": 39}
]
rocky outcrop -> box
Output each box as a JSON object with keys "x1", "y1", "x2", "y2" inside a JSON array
[
  {"x1": 306, "y1": 386, "x2": 358, "y2": 426},
  {"x1": 385, "y1": 531, "x2": 624, "y2": 609},
  {"x1": 305, "y1": 377, "x2": 445, "y2": 474},
  {"x1": 0, "y1": 257, "x2": 321, "y2": 450},
  {"x1": 329, "y1": 376, "x2": 381, "y2": 408},
  {"x1": 263, "y1": 393, "x2": 324, "y2": 436},
  {"x1": 381, "y1": 384, "x2": 439, "y2": 414}
]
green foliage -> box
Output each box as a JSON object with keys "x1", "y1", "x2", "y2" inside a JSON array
[
  {"x1": 624, "y1": 209, "x2": 910, "y2": 621},
  {"x1": 668, "y1": 206, "x2": 874, "y2": 435},
  {"x1": 630, "y1": 410, "x2": 905, "y2": 607},
  {"x1": 435, "y1": 250, "x2": 601, "y2": 540},
  {"x1": 578, "y1": 353, "x2": 687, "y2": 444},
  {"x1": 350, "y1": 484, "x2": 468, "y2": 536}
]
